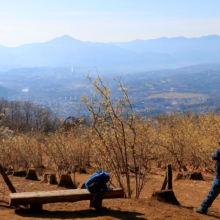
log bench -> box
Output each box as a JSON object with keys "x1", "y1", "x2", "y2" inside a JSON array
[{"x1": 10, "y1": 188, "x2": 124, "y2": 210}]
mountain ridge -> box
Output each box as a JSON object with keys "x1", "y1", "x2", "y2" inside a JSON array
[{"x1": 0, "y1": 35, "x2": 220, "y2": 73}]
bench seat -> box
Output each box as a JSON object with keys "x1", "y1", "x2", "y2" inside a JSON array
[{"x1": 10, "y1": 188, "x2": 124, "y2": 210}]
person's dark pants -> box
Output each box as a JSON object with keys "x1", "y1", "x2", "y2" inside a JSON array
[{"x1": 200, "y1": 177, "x2": 220, "y2": 210}]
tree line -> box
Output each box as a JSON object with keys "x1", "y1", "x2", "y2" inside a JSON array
[{"x1": 0, "y1": 98, "x2": 59, "y2": 132}]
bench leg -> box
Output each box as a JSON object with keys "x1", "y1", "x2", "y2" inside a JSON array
[
  {"x1": 90, "y1": 198, "x2": 103, "y2": 209},
  {"x1": 30, "y1": 204, "x2": 43, "y2": 211}
]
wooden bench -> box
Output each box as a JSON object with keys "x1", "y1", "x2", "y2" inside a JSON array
[{"x1": 10, "y1": 188, "x2": 124, "y2": 210}]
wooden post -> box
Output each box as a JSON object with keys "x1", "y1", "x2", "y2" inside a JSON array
[
  {"x1": 161, "y1": 174, "x2": 167, "y2": 190},
  {"x1": 167, "y1": 164, "x2": 172, "y2": 190},
  {"x1": 73, "y1": 168, "x2": 75, "y2": 184},
  {"x1": 153, "y1": 164, "x2": 179, "y2": 205},
  {"x1": 0, "y1": 164, "x2": 16, "y2": 193}
]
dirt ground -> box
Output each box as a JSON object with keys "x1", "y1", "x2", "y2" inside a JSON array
[{"x1": 1, "y1": 168, "x2": 220, "y2": 220}]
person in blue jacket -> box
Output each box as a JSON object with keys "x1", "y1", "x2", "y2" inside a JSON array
[{"x1": 194, "y1": 140, "x2": 220, "y2": 214}]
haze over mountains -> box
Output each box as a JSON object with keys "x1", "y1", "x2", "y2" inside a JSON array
[
  {"x1": 0, "y1": 35, "x2": 220, "y2": 73},
  {"x1": 0, "y1": 62, "x2": 220, "y2": 117},
  {"x1": 1, "y1": 34, "x2": 220, "y2": 117}
]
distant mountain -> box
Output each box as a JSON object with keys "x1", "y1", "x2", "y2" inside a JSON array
[
  {"x1": 0, "y1": 35, "x2": 220, "y2": 72},
  {"x1": 112, "y1": 35, "x2": 220, "y2": 66}
]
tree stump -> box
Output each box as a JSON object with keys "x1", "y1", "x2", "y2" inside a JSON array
[
  {"x1": 77, "y1": 167, "x2": 87, "y2": 174},
  {"x1": 41, "y1": 173, "x2": 58, "y2": 184},
  {"x1": 12, "y1": 170, "x2": 27, "y2": 177},
  {"x1": 152, "y1": 190, "x2": 180, "y2": 205},
  {"x1": 78, "y1": 182, "x2": 86, "y2": 189},
  {"x1": 26, "y1": 169, "x2": 39, "y2": 180},
  {"x1": 41, "y1": 173, "x2": 50, "y2": 183},
  {"x1": 58, "y1": 175, "x2": 77, "y2": 189},
  {"x1": 6, "y1": 171, "x2": 13, "y2": 175},
  {"x1": 48, "y1": 174, "x2": 58, "y2": 184},
  {"x1": 175, "y1": 171, "x2": 203, "y2": 181}
]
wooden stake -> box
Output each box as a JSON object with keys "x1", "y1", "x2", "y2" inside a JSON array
[
  {"x1": 167, "y1": 164, "x2": 172, "y2": 190},
  {"x1": 161, "y1": 174, "x2": 167, "y2": 190},
  {"x1": 0, "y1": 164, "x2": 16, "y2": 193},
  {"x1": 160, "y1": 164, "x2": 172, "y2": 190}
]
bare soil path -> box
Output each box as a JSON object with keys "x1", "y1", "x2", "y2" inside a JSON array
[{"x1": 1, "y1": 171, "x2": 220, "y2": 220}]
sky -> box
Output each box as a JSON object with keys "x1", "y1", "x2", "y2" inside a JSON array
[{"x1": 0, "y1": 0, "x2": 220, "y2": 47}]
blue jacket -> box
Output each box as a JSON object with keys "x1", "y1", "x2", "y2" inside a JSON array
[{"x1": 212, "y1": 147, "x2": 220, "y2": 178}]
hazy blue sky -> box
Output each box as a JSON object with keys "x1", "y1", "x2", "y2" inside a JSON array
[{"x1": 1, "y1": 0, "x2": 220, "y2": 47}]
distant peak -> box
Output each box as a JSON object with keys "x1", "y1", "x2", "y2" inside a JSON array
[
  {"x1": 59, "y1": 35, "x2": 74, "y2": 39},
  {"x1": 128, "y1": 35, "x2": 220, "y2": 43},
  {"x1": 45, "y1": 35, "x2": 84, "y2": 46},
  {"x1": 201, "y1": 34, "x2": 220, "y2": 39},
  {"x1": 51, "y1": 35, "x2": 80, "y2": 41}
]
